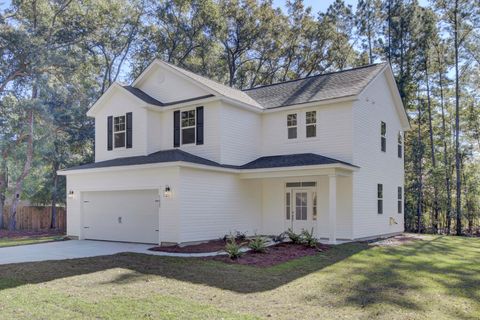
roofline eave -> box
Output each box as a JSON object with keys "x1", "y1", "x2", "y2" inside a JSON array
[{"x1": 58, "y1": 160, "x2": 359, "y2": 176}]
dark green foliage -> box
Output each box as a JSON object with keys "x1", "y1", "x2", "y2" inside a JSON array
[
  {"x1": 300, "y1": 229, "x2": 317, "y2": 248},
  {"x1": 224, "y1": 236, "x2": 243, "y2": 259},
  {"x1": 248, "y1": 235, "x2": 268, "y2": 253},
  {"x1": 0, "y1": 0, "x2": 478, "y2": 234},
  {"x1": 286, "y1": 229, "x2": 303, "y2": 244}
]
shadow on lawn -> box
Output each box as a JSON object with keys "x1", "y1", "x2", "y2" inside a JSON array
[
  {"x1": 0, "y1": 236, "x2": 478, "y2": 317},
  {"x1": 0, "y1": 242, "x2": 367, "y2": 294},
  {"x1": 322, "y1": 236, "x2": 480, "y2": 319}
]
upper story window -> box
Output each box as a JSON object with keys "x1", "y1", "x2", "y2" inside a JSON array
[
  {"x1": 306, "y1": 111, "x2": 317, "y2": 138},
  {"x1": 114, "y1": 115, "x2": 126, "y2": 148},
  {"x1": 398, "y1": 186, "x2": 403, "y2": 214},
  {"x1": 377, "y1": 183, "x2": 383, "y2": 214},
  {"x1": 398, "y1": 132, "x2": 403, "y2": 158},
  {"x1": 287, "y1": 114, "x2": 297, "y2": 139},
  {"x1": 381, "y1": 121, "x2": 386, "y2": 152},
  {"x1": 181, "y1": 110, "x2": 196, "y2": 144}
]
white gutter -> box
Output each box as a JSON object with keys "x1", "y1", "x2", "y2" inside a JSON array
[{"x1": 57, "y1": 160, "x2": 358, "y2": 176}]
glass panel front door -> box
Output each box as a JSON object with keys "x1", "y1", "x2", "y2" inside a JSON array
[{"x1": 286, "y1": 189, "x2": 313, "y2": 233}]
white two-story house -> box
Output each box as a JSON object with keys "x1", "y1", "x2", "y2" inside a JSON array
[{"x1": 59, "y1": 60, "x2": 410, "y2": 245}]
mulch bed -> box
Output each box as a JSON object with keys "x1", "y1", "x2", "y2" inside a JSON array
[
  {"x1": 210, "y1": 242, "x2": 329, "y2": 267},
  {"x1": 149, "y1": 239, "x2": 249, "y2": 253},
  {"x1": 0, "y1": 230, "x2": 65, "y2": 239}
]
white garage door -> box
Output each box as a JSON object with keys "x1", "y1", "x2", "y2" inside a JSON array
[{"x1": 82, "y1": 189, "x2": 160, "y2": 244}]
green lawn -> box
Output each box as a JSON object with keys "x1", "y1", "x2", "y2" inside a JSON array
[
  {"x1": 0, "y1": 236, "x2": 61, "y2": 248},
  {"x1": 0, "y1": 235, "x2": 478, "y2": 320}
]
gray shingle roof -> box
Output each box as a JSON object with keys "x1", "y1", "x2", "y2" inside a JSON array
[
  {"x1": 243, "y1": 63, "x2": 386, "y2": 109},
  {"x1": 61, "y1": 149, "x2": 357, "y2": 172},
  {"x1": 161, "y1": 61, "x2": 264, "y2": 109},
  {"x1": 122, "y1": 86, "x2": 213, "y2": 107}
]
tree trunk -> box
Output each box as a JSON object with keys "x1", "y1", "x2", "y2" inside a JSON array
[
  {"x1": 436, "y1": 47, "x2": 452, "y2": 235},
  {"x1": 8, "y1": 91, "x2": 36, "y2": 231},
  {"x1": 453, "y1": 0, "x2": 462, "y2": 236},
  {"x1": 425, "y1": 61, "x2": 439, "y2": 233},
  {"x1": 417, "y1": 99, "x2": 423, "y2": 233},
  {"x1": 0, "y1": 154, "x2": 7, "y2": 230},
  {"x1": 50, "y1": 161, "x2": 59, "y2": 229}
]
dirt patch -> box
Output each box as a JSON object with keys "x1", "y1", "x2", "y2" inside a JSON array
[
  {"x1": 369, "y1": 234, "x2": 426, "y2": 247},
  {"x1": 209, "y1": 242, "x2": 329, "y2": 267},
  {"x1": 0, "y1": 230, "x2": 65, "y2": 239},
  {"x1": 149, "y1": 239, "x2": 250, "y2": 253}
]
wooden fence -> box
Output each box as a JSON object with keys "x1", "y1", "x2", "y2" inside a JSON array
[{"x1": 2, "y1": 206, "x2": 66, "y2": 231}]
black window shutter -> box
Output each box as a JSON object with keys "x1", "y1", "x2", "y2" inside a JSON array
[
  {"x1": 173, "y1": 110, "x2": 180, "y2": 147},
  {"x1": 126, "y1": 112, "x2": 133, "y2": 148},
  {"x1": 196, "y1": 106, "x2": 204, "y2": 145},
  {"x1": 107, "y1": 116, "x2": 113, "y2": 151}
]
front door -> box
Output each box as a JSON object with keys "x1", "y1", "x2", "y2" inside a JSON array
[{"x1": 286, "y1": 189, "x2": 315, "y2": 234}]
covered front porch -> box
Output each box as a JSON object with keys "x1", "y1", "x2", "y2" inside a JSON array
[{"x1": 240, "y1": 165, "x2": 356, "y2": 244}]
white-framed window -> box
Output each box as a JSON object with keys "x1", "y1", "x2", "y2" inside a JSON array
[
  {"x1": 377, "y1": 184, "x2": 383, "y2": 214},
  {"x1": 181, "y1": 110, "x2": 196, "y2": 145},
  {"x1": 398, "y1": 186, "x2": 403, "y2": 214},
  {"x1": 287, "y1": 113, "x2": 297, "y2": 139},
  {"x1": 114, "y1": 115, "x2": 126, "y2": 148},
  {"x1": 381, "y1": 121, "x2": 386, "y2": 152},
  {"x1": 306, "y1": 111, "x2": 317, "y2": 138},
  {"x1": 398, "y1": 132, "x2": 403, "y2": 158}
]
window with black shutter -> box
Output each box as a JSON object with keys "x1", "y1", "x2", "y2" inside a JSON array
[
  {"x1": 181, "y1": 109, "x2": 196, "y2": 145},
  {"x1": 173, "y1": 110, "x2": 180, "y2": 147},
  {"x1": 113, "y1": 115, "x2": 126, "y2": 148},
  {"x1": 381, "y1": 121, "x2": 386, "y2": 152},
  {"x1": 377, "y1": 184, "x2": 383, "y2": 214},
  {"x1": 107, "y1": 116, "x2": 113, "y2": 150},
  {"x1": 196, "y1": 106, "x2": 204, "y2": 145},
  {"x1": 126, "y1": 112, "x2": 132, "y2": 148},
  {"x1": 398, "y1": 132, "x2": 402, "y2": 158}
]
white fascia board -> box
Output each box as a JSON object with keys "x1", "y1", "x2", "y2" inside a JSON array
[
  {"x1": 87, "y1": 83, "x2": 148, "y2": 118},
  {"x1": 144, "y1": 96, "x2": 221, "y2": 113},
  {"x1": 58, "y1": 161, "x2": 357, "y2": 176}
]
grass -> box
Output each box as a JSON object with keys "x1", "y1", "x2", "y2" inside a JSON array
[
  {"x1": 0, "y1": 236, "x2": 61, "y2": 248},
  {"x1": 0, "y1": 235, "x2": 478, "y2": 319}
]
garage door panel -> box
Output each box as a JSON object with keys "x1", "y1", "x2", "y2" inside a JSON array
[{"x1": 83, "y1": 189, "x2": 159, "y2": 244}]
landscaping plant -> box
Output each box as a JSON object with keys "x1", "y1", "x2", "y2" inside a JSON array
[
  {"x1": 301, "y1": 228, "x2": 317, "y2": 248},
  {"x1": 286, "y1": 229, "x2": 303, "y2": 244},
  {"x1": 224, "y1": 236, "x2": 243, "y2": 259},
  {"x1": 248, "y1": 235, "x2": 268, "y2": 253}
]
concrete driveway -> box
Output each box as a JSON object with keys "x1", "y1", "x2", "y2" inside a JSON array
[
  {"x1": 0, "y1": 240, "x2": 158, "y2": 265},
  {"x1": 0, "y1": 240, "x2": 224, "y2": 265}
]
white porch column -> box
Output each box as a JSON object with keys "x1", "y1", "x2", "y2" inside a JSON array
[{"x1": 328, "y1": 174, "x2": 337, "y2": 244}]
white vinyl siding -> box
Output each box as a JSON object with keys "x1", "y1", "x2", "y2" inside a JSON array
[
  {"x1": 178, "y1": 167, "x2": 261, "y2": 243},
  {"x1": 352, "y1": 72, "x2": 405, "y2": 239},
  {"x1": 262, "y1": 102, "x2": 354, "y2": 163},
  {"x1": 95, "y1": 89, "x2": 148, "y2": 162}
]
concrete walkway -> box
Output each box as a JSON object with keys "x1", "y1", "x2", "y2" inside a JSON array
[{"x1": 0, "y1": 240, "x2": 227, "y2": 265}]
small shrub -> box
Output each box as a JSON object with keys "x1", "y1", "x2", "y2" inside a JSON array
[
  {"x1": 235, "y1": 231, "x2": 247, "y2": 242},
  {"x1": 270, "y1": 232, "x2": 286, "y2": 243},
  {"x1": 301, "y1": 228, "x2": 317, "y2": 248},
  {"x1": 248, "y1": 235, "x2": 268, "y2": 253},
  {"x1": 286, "y1": 229, "x2": 303, "y2": 244},
  {"x1": 224, "y1": 236, "x2": 243, "y2": 259},
  {"x1": 222, "y1": 231, "x2": 247, "y2": 243}
]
